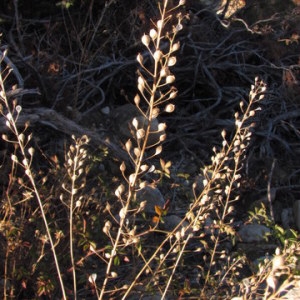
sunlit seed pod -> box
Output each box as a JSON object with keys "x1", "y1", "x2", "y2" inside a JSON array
[
  {"x1": 154, "y1": 50, "x2": 163, "y2": 61},
  {"x1": 138, "y1": 83, "x2": 144, "y2": 93},
  {"x1": 103, "y1": 221, "x2": 112, "y2": 235},
  {"x1": 105, "y1": 202, "x2": 111, "y2": 211},
  {"x1": 22, "y1": 158, "x2": 29, "y2": 167},
  {"x1": 111, "y1": 272, "x2": 118, "y2": 278},
  {"x1": 138, "y1": 76, "x2": 145, "y2": 87},
  {"x1": 179, "y1": 0, "x2": 186, "y2": 5},
  {"x1": 137, "y1": 53, "x2": 143, "y2": 64},
  {"x1": 234, "y1": 140, "x2": 240, "y2": 146},
  {"x1": 160, "y1": 67, "x2": 168, "y2": 77},
  {"x1": 134, "y1": 94, "x2": 140, "y2": 106},
  {"x1": 228, "y1": 206, "x2": 234, "y2": 214},
  {"x1": 166, "y1": 75, "x2": 175, "y2": 84},
  {"x1": 134, "y1": 147, "x2": 140, "y2": 157},
  {"x1": 235, "y1": 120, "x2": 242, "y2": 128},
  {"x1": 132, "y1": 117, "x2": 138, "y2": 130},
  {"x1": 157, "y1": 19, "x2": 163, "y2": 29},
  {"x1": 152, "y1": 107, "x2": 160, "y2": 119},
  {"x1": 6, "y1": 112, "x2": 13, "y2": 121},
  {"x1": 129, "y1": 174, "x2": 136, "y2": 186},
  {"x1": 165, "y1": 103, "x2": 175, "y2": 113},
  {"x1": 148, "y1": 165, "x2": 156, "y2": 172},
  {"x1": 90, "y1": 244, "x2": 96, "y2": 252},
  {"x1": 159, "y1": 134, "x2": 166, "y2": 142},
  {"x1": 175, "y1": 23, "x2": 183, "y2": 32},
  {"x1": 154, "y1": 145, "x2": 162, "y2": 155},
  {"x1": 169, "y1": 90, "x2": 177, "y2": 99},
  {"x1": 11, "y1": 154, "x2": 18, "y2": 163},
  {"x1": 249, "y1": 110, "x2": 255, "y2": 117},
  {"x1": 119, "y1": 208, "x2": 126, "y2": 220},
  {"x1": 167, "y1": 57, "x2": 177, "y2": 67},
  {"x1": 171, "y1": 42, "x2": 180, "y2": 52},
  {"x1": 88, "y1": 273, "x2": 97, "y2": 284},
  {"x1": 221, "y1": 129, "x2": 226, "y2": 139},
  {"x1": 72, "y1": 188, "x2": 78, "y2": 195},
  {"x1": 149, "y1": 29, "x2": 157, "y2": 39},
  {"x1": 141, "y1": 34, "x2": 150, "y2": 47},
  {"x1": 140, "y1": 164, "x2": 149, "y2": 172},
  {"x1": 158, "y1": 123, "x2": 167, "y2": 131},
  {"x1": 136, "y1": 128, "x2": 145, "y2": 139},
  {"x1": 115, "y1": 184, "x2": 125, "y2": 198},
  {"x1": 120, "y1": 162, "x2": 126, "y2": 172},
  {"x1": 139, "y1": 200, "x2": 147, "y2": 210},
  {"x1": 125, "y1": 139, "x2": 132, "y2": 152}
]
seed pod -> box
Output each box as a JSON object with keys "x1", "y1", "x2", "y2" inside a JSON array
[
  {"x1": 141, "y1": 34, "x2": 150, "y2": 47},
  {"x1": 150, "y1": 29, "x2": 157, "y2": 40}
]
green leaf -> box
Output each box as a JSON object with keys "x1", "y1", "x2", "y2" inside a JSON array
[{"x1": 114, "y1": 255, "x2": 120, "y2": 266}]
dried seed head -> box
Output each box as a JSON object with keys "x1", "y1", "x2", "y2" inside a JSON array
[
  {"x1": 167, "y1": 57, "x2": 177, "y2": 67},
  {"x1": 158, "y1": 123, "x2": 167, "y2": 131},
  {"x1": 16, "y1": 105, "x2": 22, "y2": 113},
  {"x1": 136, "y1": 128, "x2": 145, "y2": 139},
  {"x1": 166, "y1": 75, "x2": 175, "y2": 84},
  {"x1": 154, "y1": 50, "x2": 163, "y2": 61},
  {"x1": 138, "y1": 83, "x2": 144, "y2": 93},
  {"x1": 154, "y1": 145, "x2": 162, "y2": 155},
  {"x1": 157, "y1": 19, "x2": 163, "y2": 29},
  {"x1": 115, "y1": 184, "x2": 125, "y2": 198},
  {"x1": 171, "y1": 42, "x2": 180, "y2": 52},
  {"x1": 221, "y1": 130, "x2": 226, "y2": 139},
  {"x1": 149, "y1": 29, "x2": 157, "y2": 40},
  {"x1": 129, "y1": 173, "x2": 136, "y2": 186},
  {"x1": 88, "y1": 273, "x2": 97, "y2": 284},
  {"x1": 125, "y1": 139, "x2": 132, "y2": 152},
  {"x1": 138, "y1": 76, "x2": 145, "y2": 87},
  {"x1": 165, "y1": 103, "x2": 175, "y2": 113},
  {"x1": 28, "y1": 147, "x2": 35, "y2": 156},
  {"x1": 134, "y1": 94, "x2": 140, "y2": 106},
  {"x1": 119, "y1": 207, "x2": 126, "y2": 220},
  {"x1": 160, "y1": 67, "x2": 169, "y2": 77},
  {"x1": 152, "y1": 107, "x2": 160, "y2": 118},
  {"x1": 120, "y1": 161, "x2": 126, "y2": 172},
  {"x1": 134, "y1": 147, "x2": 140, "y2": 157},
  {"x1": 159, "y1": 134, "x2": 166, "y2": 142},
  {"x1": 132, "y1": 118, "x2": 138, "y2": 130},
  {"x1": 175, "y1": 23, "x2": 183, "y2": 32},
  {"x1": 141, "y1": 34, "x2": 150, "y2": 47},
  {"x1": 169, "y1": 90, "x2": 178, "y2": 99},
  {"x1": 140, "y1": 164, "x2": 149, "y2": 172}
]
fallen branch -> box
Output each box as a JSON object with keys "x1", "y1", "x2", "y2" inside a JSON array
[{"x1": 0, "y1": 107, "x2": 129, "y2": 162}]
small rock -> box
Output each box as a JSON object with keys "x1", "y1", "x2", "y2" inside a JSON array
[
  {"x1": 238, "y1": 224, "x2": 271, "y2": 243},
  {"x1": 161, "y1": 215, "x2": 190, "y2": 233},
  {"x1": 136, "y1": 185, "x2": 165, "y2": 215}
]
